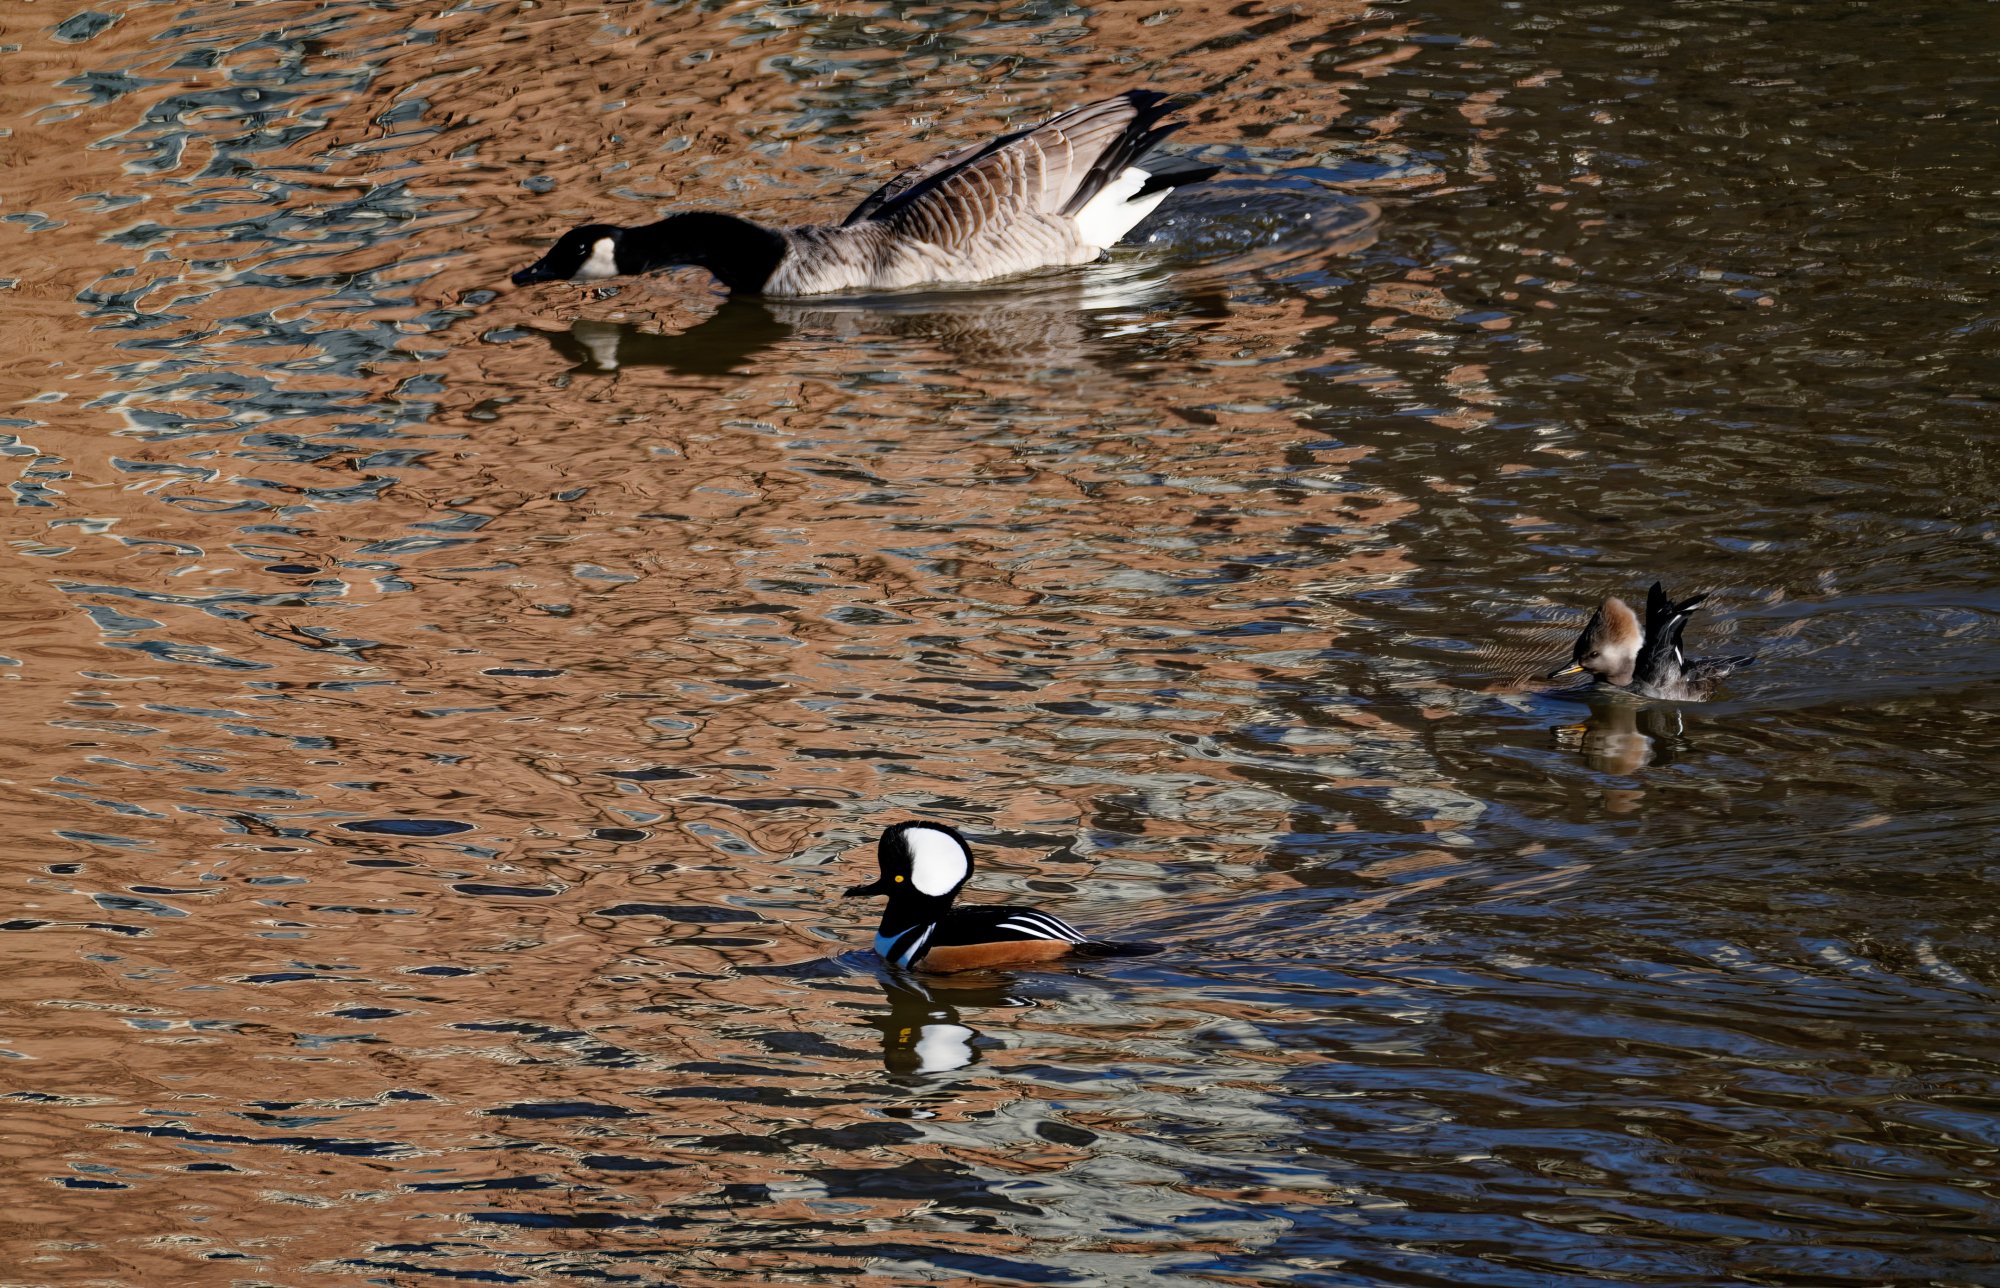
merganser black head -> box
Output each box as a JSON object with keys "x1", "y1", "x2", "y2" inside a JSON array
[{"x1": 844, "y1": 821, "x2": 974, "y2": 904}]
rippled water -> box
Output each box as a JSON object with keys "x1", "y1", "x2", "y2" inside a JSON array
[{"x1": 3, "y1": 1, "x2": 1997, "y2": 1283}]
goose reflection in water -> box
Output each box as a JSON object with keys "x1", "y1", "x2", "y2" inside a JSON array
[
  {"x1": 859, "y1": 974, "x2": 1025, "y2": 1076},
  {"x1": 529, "y1": 275, "x2": 1228, "y2": 377},
  {"x1": 533, "y1": 303, "x2": 796, "y2": 376}
]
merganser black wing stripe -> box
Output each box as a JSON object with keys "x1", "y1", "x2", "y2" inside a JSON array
[
  {"x1": 1635, "y1": 583, "x2": 1698, "y2": 688},
  {"x1": 1032, "y1": 913, "x2": 1088, "y2": 942}
]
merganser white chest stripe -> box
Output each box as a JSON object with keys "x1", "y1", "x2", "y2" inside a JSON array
[{"x1": 877, "y1": 923, "x2": 934, "y2": 968}]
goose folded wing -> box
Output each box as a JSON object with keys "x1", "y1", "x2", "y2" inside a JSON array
[
  {"x1": 842, "y1": 136, "x2": 994, "y2": 227},
  {"x1": 845, "y1": 92, "x2": 1180, "y2": 251}
]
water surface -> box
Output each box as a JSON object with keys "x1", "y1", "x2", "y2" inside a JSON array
[{"x1": 2, "y1": 1, "x2": 1996, "y2": 1284}]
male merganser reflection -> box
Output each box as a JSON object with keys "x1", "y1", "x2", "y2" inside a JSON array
[{"x1": 862, "y1": 976, "x2": 1023, "y2": 1075}]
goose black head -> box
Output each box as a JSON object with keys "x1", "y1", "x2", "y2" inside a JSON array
[
  {"x1": 512, "y1": 223, "x2": 629, "y2": 286},
  {"x1": 512, "y1": 213, "x2": 787, "y2": 294},
  {"x1": 1548, "y1": 594, "x2": 1643, "y2": 686},
  {"x1": 844, "y1": 821, "x2": 974, "y2": 903}
]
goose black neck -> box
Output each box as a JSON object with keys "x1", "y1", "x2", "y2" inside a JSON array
[{"x1": 628, "y1": 212, "x2": 786, "y2": 295}]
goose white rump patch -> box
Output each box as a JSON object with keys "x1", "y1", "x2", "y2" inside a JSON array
[
  {"x1": 1071, "y1": 166, "x2": 1172, "y2": 249},
  {"x1": 904, "y1": 826, "x2": 970, "y2": 896}
]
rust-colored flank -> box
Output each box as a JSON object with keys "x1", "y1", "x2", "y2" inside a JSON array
[{"x1": 918, "y1": 939, "x2": 1077, "y2": 973}]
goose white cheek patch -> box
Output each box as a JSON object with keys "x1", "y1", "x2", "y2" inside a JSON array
[
  {"x1": 574, "y1": 236, "x2": 619, "y2": 281},
  {"x1": 905, "y1": 827, "x2": 969, "y2": 896}
]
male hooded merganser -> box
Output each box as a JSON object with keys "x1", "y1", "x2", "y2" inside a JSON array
[
  {"x1": 1547, "y1": 581, "x2": 1756, "y2": 701},
  {"x1": 844, "y1": 821, "x2": 1162, "y2": 973},
  {"x1": 511, "y1": 90, "x2": 1220, "y2": 298}
]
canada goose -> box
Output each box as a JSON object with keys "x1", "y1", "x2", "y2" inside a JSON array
[
  {"x1": 1547, "y1": 582, "x2": 1758, "y2": 701},
  {"x1": 512, "y1": 90, "x2": 1220, "y2": 298}
]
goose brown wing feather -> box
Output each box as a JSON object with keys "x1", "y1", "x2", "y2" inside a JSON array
[
  {"x1": 849, "y1": 92, "x2": 1172, "y2": 252},
  {"x1": 842, "y1": 137, "x2": 993, "y2": 227}
]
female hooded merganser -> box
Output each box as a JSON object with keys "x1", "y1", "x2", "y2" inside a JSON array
[
  {"x1": 512, "y1": 90, "x2": 1220, "y2": 298},
  {"x1": 844, "y1": 821, "x2": 1162, "y2": 973},
  {"x1": 1547, "y1": 582, "x2": 1757, "y2": 701}
]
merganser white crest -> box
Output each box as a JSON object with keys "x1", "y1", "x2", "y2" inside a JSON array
[
  {"x1": 512, "y1": 90, "x2": 1221, "y2": 298},
  {"x1": 902, "y1": 825, "x2": 970, "y2": 897}
]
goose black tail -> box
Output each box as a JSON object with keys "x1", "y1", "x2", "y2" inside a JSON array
[
  {"x1": 1133, "y1": 161, "x2": 1222, "y2": 199},
  {"x1": 1061, "y1": 90, "x2": 1192, "y2": 217},
  {"x1": 1075, "y1": 940, "x2": 1164, "y2": 958}
]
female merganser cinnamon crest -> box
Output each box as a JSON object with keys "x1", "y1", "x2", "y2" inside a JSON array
[
  {"x1": 512, "y1": 90, "x2": 1220, "y2": 298},
  {"x1": 1547, "y1": 582, "x2": 1757, "y2": 701},
  {"x1": 845, "y1": 822, "x2": 1161, "y2": 973}
]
